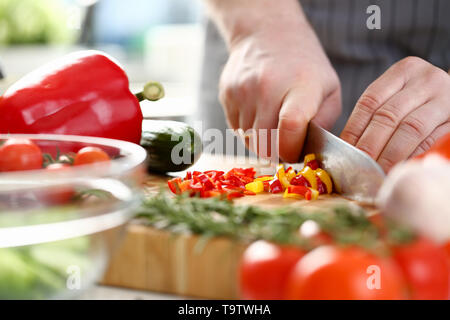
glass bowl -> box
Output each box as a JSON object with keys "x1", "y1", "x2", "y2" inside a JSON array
[{"x1": 0, "y1": 134, "x2": 147, "y2": 299}]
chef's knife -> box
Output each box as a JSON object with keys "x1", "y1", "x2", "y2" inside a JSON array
[{"x1": 299, "y1": 121, "x2": 385, "y2": 204}]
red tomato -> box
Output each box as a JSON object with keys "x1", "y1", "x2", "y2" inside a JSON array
[
  {"x1": 0, "y1": 138, "x2": 43, "y2": 172},
  {"x1": 239, "y1": 240, "x2": 305, "y2": 300},
  {"x1": 392, "y1": 237, "x2": 450, "y2": 300},
  {"x1": 37, "y1": 163, "x2": 75, "y2": 205},
  {"x1": 46, "y1": 163, "x2": 71, "y2": 170},
  {"x1": 73, "y1": 147, "x2": 110, "y2": 166},
  {"x1": 444, "y1": 241, "x2": 450, "y2": 264},
  {"x1": 286, "y1": 245, "x2": 407, "y2": 300}
]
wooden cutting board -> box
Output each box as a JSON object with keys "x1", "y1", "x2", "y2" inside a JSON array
[{"x1": 102, "y1": 155, "x2": 379, "y2": 299}]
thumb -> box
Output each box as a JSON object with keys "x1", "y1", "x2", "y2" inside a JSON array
[{"x1": 277, "y1": 83, "x2": 322, "y2": 162}]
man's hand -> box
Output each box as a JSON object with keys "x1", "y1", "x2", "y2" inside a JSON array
[
  {"x1": 341, "y1": 57, "x2": 450, "y2": 172},
  {"x1": 206, "y1": 0, "x2": 341, "y2": 162}
]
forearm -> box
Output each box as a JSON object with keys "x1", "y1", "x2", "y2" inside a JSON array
[{"x1": 203, "y1": 0, "x2": 312, "y2": 49}]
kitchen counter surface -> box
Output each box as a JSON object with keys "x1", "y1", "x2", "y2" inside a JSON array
[{"x1": 81, "y1": 285, "x2": 188, "y2": 300}]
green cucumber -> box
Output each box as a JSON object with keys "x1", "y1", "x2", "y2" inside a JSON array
[{"x1": 141, "y1": 120, "x2": 202, "y2": 174}]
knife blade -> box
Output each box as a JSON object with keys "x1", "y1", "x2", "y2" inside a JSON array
[{"x1": 299, "y1": 121, "x2": 385, "y2": 204}]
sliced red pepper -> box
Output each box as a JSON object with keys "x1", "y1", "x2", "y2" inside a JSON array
[
  {"x1": 287, "y1": 185, "x2": 309, "y2": 196},
  {"x1": 262, "y1": 180, "x2": 271, "y2": 192},
  {"x1": 167, "y1": 177, "x2": 182, "y2": 194},
  {"x1": 189, "y1": 181, "x2": 203, "y2": 192},
  {"x1": 290, "y1": 175, "x2": 311, "y2": 187},
  {"x1": 185, "y1": 171, "x2": 192, "y2": 180},
  {"x1": 243, "y1": 190, "x2": 257, "y2": 196},
  {"x1": 227, "y1": 191, "x2": 245, "y2": 200},
  {"x1": 197, "y1": 173, "x2": 215, "y2": 191},
  {"x1": 316, "y1": 176, "x2": 327, "y2": 194},
  {"x1": 269, "y1": 179, "x2": 283, "y2": 194},
  {"x1": 306, "y1": 159, "x2": 320, "y2": 170},
  {"x1": 305, "y1": 189, "x2": 312, "y2": 200}
]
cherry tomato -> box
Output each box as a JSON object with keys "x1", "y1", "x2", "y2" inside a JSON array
[
  {"x1": 0, "y1": 138, "x2": 43, "y2": 172},
  {"x1": 392, "y1": 237, "x2": 450, "y2": 300},
  {"x1": 239, "y1": 240, "x2": 305, "y2": 300},
  {"x1": 46, "y1": 163, "x2": 71, "y2": 170},
  {"x1": 73, "y1": 147, "x2": 110, "y2": 166},
  {"x1": 286, "y1": 245, "x2": 407, "y2": 300},
  {"x1": 444, "y1": 241, "x2": 450, "y2": 265},
  {"x1": 38, "y1": 163, "x2": 75, "y2": 205}
]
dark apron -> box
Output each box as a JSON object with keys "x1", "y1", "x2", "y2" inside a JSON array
[{"x1": 196, "y1": 0, "x2": 450, "y2": 136}]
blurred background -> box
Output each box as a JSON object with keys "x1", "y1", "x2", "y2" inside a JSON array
[{"x1": 0, "y1": 0, "x2": 205, "y2": 121}]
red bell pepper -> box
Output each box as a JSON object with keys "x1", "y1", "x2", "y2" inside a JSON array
[
  {"x1": 0, "y1": 50, "x2": 163, "y2": 144},
  {"x1": 269, "y1": 179, "x2": 283, "y2": 194},
  {"x1": 290, "y1": 175, "x2": 311, "y2": 187}
]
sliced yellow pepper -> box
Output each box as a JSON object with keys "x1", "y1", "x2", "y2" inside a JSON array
[
  {"x1": 276, "y1": 164, "x2": 291, "y2": 188},
  {"x1": 245, "y1": 180, "x2": 265, "y2": 194},
  {"x1": 315, "y1": 168, "x2": 333, "y2": 194},
  {"x1": 304, "y1": 153, "x2": 316, "y2": 165},
  {"x1": 255, "y1": 176, "x2": 274, "y2": 182},
  {"x1": 285, "y1": 168, "x2": 296, "y2": 182},
  {"x1": 299, "y1": 166, "x2": 317, "y2": 190},
  {"x1": 283, "y1": 188, "x2": 302, "y2": 199},
  {"x1": 308, "y1": 188, "x2": 319, "y2": 200}
]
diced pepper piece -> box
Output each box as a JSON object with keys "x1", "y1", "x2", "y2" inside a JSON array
[
  {"x1": 283, "y1": 189, "x2": 303, "y2": 199},
  {"x1": 290, "y1": 175, "x2": 311, "y2": 187},
  {"x1": 308, "y1": 188, "x2": 319, "y2": 200},
  {"x1": 167, "y1": 177, "x2": 182, "y2": 194},
  {"x1": 179, "y1": 180, "x2": 192, "y2": 192},
  {"x1": 262, "y1": 180, "x2": 271, "y2": 192},
  {"x1": 255, "y1": 175, "x2": 274, "y2": 182},
  {"x1": 227, "y1": 191, "x2": 245, "y2": 200},
  {"x1": 285, "y1": 168, "x2": 297, "y2": 182},
  {"x1": 306, "y1": 159, "x2": 320, "y2": 170},
  {"x1": 305, "y1": 189, "x2": 312, "y2": 200},
  {"x1": 276, "y1": 164, "x2": 291, "y2": 188},
  {"x1": 315, "y1": 168, "x2": 333, "y2": 194},
  {"x1": 316, "y1": 176, "x2": 327, "y2": 194},
  {"x1": 245, "y1": 180, "x2": 265, "y2": 194},
  {"x1": 298, "y1": 166, "x2": 317, "y2": 190},
  {"x1": 304, "y1": 153, "x2": 316, "y2": 164},
  {"x1": 269, "y1": 179, "x2": 283, "y2": 193},
  {"x1": 287, "y1": 185, "x2": 309, "y2": 196}
]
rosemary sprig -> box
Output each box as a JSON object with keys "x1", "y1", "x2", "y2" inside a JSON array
[{"x1": 136, "y1": 191, "x2": 414, "y2": 251}]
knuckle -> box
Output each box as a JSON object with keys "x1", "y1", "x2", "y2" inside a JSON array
[
  {"x1": 341, "y1": 128, "x2": 360, "y2": 143},
  {"x1": 218, "y1": 85, "x2": 232, "y2": 105},
  {"x1": 371, "y1": 106, "x2": 401, "y2": 129},
  {"x1": 279, "y1": 112, "x2": 304, "y2": 132},
  {"x1": 399, "y1": 116, "x2": 427, "y2": 139},
  {"x1": 396, "y1": 56, "x2": 427, "y2": 71},
  {"x1": 426, "y1": 67, "x2": 449, "y2": 85},
  {"x1": 418, "y1": 134, "x2": 437, "y2": 153},
  {"x1": 356, "y1": 92, "x2": 382, "y2": 114}
]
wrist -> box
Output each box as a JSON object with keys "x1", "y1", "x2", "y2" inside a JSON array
[{"x1": 206, "y1": 0, "x2": 309, "y2": 49}]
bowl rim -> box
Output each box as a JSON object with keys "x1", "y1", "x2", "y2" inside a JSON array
[{"x1": 0, "y1": 133, "x2": 147, "y2": 185}]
